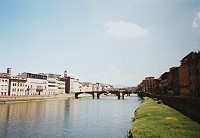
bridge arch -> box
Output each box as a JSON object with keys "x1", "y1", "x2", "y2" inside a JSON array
[
  {"x1": 75, "y1": 92, "x2": 94, "y2": 99},
  {"x1": 97, "y1": 91, "x2": 121, "y2": 99}
]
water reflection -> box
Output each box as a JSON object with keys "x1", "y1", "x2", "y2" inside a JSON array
[{"x1": 0, "y1": 94, "x2": 141, "y2": 138}]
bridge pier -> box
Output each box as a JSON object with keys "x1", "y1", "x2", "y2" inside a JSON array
[
  {"x1": 118, "y1": 94, "x2": 120, "y2": 99},
  {"x1": 97, "y1": 93, "x2": 100, "y2": 99},
  {"x1": 75, "y1": 93, "x2": 79, "y2": 99},
  {"x1": 122, "y1": 93, "x2": 125, "y2": 100},
  {"x1": 92, "y1": 93, "x2": 94, "y2": 99}
]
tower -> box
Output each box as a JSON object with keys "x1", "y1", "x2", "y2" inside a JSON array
[
  {"x1": 64, "y1": 70, "x2": 67, "y2": 78},
  {"x1": 7, "y1": 68, "x2": 11, "y2": 75}
]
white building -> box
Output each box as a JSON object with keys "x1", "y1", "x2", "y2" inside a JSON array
[
  {"x1": 19, "y1": 72, "x2": 48, "y2": 95},
  {"x1": 57, "y1": 78, "x2": 65, "y2": 94},
  {"x1": 92, "y1": 83, "x2": 103, "y2": 91},
  {"x1": 0, "y1": 74, "x2": 9, "y2": 96},
  {"x1": 67, "y1": 77, "x2": 80, "y2": 93},
  {"x1": 82, "y1": 82, "x2": 93, "y2": 92},
  {"x1": 79, "y1": 82, "x2": 82, "y2": 92},
  {"x1": 39, "y1": 73, "x2": 66, "y2": 95},
  {"x1": 46, "y1": 74, "x2": 58, "y2": 95}
]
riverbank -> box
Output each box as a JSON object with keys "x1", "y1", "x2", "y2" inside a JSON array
[
  {"x1": 0, "y1": 94, "x2": 75, "y2": 104},
  {"x1": 129, "y1": 97, "x2": 200, "y2": 138}
]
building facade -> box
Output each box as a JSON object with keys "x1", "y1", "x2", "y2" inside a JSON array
[
  {"x1": 57, "y1": 78, "x2": 65, "y2": 94},
  {"x1": 0, "y1": 68, "x2": 11, "y2": 96},
  {"x1": 45, "y1": 73, "x2": 59, "y2": 95},
  {"x1": 19, "y1": 73, "x2": 48, "y2": 95},
  {"x1": 159, "y1": 72, "x2": 169, "y2": 95},
  {"x1": 9, "y1": 76, "x2": 27, "y2": 96},
  {"x1": 66, "y1": 77, "x2": 80, "y2": 93},
  {"x1": 92, "y1": 83, "x2": 103, "y2": 91},
  {"x1": 141, "y1": 77, "x2": 156, "y2": 93},
  {"x1": 182, "y1": 52, "x2": 200, "y2": 98},
  {"x1": 81, "y1": 82, "x2": 93, "y2": 92},
  {"x1": 0, "y1": 75, "x2": 9, "y2": 96},
  {"x1": 170, "y1": 67, "x2": 180, "y2": 96},
  {"x1": 179, "y1": 58, "x2": 190, "y2": 97}
]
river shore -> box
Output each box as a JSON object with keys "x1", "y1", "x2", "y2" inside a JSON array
[
  {"x1": 0, "y1": 93, "x2": 77, "y2": 104},
  {"x1": 128, "y1": 97, "x2": 200, "y2": 138}
]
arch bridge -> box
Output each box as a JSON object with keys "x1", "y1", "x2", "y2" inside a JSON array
[{"x1": 74, "y1": 91, "x2": 132, "y2": 100}]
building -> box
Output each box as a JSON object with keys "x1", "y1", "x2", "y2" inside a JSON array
[
  {"x1": 57, "y1": 77, "x2": 65, "y2": 94},
  {"x1": 0, "y1": 68, "x2": 11, "y2": 96},
  {"x1": 181, "y1": 51, "x2": 200, "y2": 98},
  {"x1": 66, "y1": 76, "x2": 80, "y2": 93},
  {"x1": 79, "y1": 82, "x2": 82, "y2": 92},
  {"x1": 165, "y1": 67, "x2": 179, "y2": 96},
  {"x1": 169, "y1": 67, "x2": 180, "y2": 96},
  {"x1": 92, "y1": 83, "x2": 103, "y2": 91},
  {"x1": 141, "y1": 77, "x2": 156, "y2": 93},
  {"x1": 179, "y1": 57, "x2": 190, "y2": 97},
  {"x1": 0, "y1": 68, "x2": 27, "y2": 96},
  {"x1": 159, "y1": 72, "x2": 169, "y2": 95},
  {"x1": 81, "y1": 82, "x2": 93, "y2": 92},
  {"x1": 0, "y1": 74, "x2": 9, "y2": 96},
  {"x1": 153, "y1": 78, "x2": 161, "y2": 94},
  {"x1": 19, "y1": 72, "x2": 48, "y2": 95},
  {"x1": 44, "y1": 73, "x2": 59, "y2": 95},
  {"x1": 36, "y1": 72, "x2": 67, "y2": 95},
  {"x1": 9, "y1": 76, "x2": 27, "y2": 96}
]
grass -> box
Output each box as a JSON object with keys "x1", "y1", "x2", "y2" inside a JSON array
[{"x1": 129, "y1": 97, "x2": 200, "y2": 138}]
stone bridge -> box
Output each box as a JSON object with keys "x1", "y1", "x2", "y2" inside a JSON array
[{"x1": 74, "y1": 91, "x2": 133, "y2": 99}]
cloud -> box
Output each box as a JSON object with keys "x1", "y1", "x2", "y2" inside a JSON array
[
  {"x1": 105, "y1": 21, "x2": 148, "y2": 39},
  {"x1": 193, "y1": 12, "x2": 200, "y2": 30}
]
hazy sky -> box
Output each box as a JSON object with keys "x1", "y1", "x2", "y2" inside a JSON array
[{"x1": 0, "y1": 0, "x2": 200, "y2": 86}]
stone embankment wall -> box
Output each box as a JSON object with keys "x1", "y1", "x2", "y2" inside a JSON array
[{"x1": 138, "y1": 92, "x2": 200, "y2": 123}]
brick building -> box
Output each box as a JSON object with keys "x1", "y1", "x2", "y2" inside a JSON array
[
  {"x1": 182, "y1": 52, "x2": 200, "y2": 98},
  {"x1": 141, "y1": 77, "x2": 156, "y2": 93},
  {"x1": 179, "y1": 57, "x2": 190, "y2": 97}
]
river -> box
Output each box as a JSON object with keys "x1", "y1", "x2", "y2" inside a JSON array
[{"x1": 0, "y1": 94, "x2": 141, "y2": 138}]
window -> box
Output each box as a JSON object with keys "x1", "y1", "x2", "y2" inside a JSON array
[{"x1": 197, "y1": 69, "x2": 199, "y2": 75}]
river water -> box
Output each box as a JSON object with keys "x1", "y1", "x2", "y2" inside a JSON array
[{"x1": 0, "y1": 94, "x2": 141, "y2": 138}]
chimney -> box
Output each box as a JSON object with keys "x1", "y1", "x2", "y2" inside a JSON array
[{"x1": 7, "y1": 68, "x2": 11, "y2": 75}]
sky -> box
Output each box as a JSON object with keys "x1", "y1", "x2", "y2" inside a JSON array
[{"x1": 0, "y1": 0, "x2": 200, "y2": 87}]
